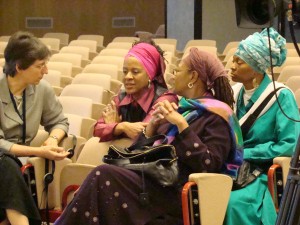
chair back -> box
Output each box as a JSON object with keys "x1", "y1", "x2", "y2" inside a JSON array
[
  {"x1": 106, "y1": 42, "x2": 133, "y2": 50},
  {"x1": 47, "y1": 61, "x2": 73, "y2": 77},
  {"x1": 69, "y1": 40, "x2": 97, "y2": 52},
  {"x1": 182, "y1": 173, "x2": 232, "y2": 225},
  {"x1": 112, "y1": 36, "x2": 139, "y2": 43},
  {"x1": 222, "y1": 41, "x2": 240, "y2": 55},
  {"x1": 99, "y1": 48, "x2": 128, "y2": 58},
  {"x1": 39, "y1": 38, "x2": 60, "y2": 52},
  {"x1": 64, "y1": 113, "x2": 96, "y2": 140},
  {"x1": 58, "y1": 96, "x2": 93, "y2": 118},
  {"x1": 43, "y1": 70, "x2": 62, "y2": 86},
  {"x1": 77, "y1": 34, "x2": 104, "y2": 48},
  {"x1": 91, "y1": 55, "x2": 124, "y2": 70},
  {"x1": 43, "y1": 32, "x2": 69, "y2": 47},
  {"x1": 50, "y1": 53, "x2": 82, "y2": 67},
  {"x1": 184, "y1": 39, "x2": 216, "y2": 52},
  {"x1": 277, "y1": 65, "x2": 300, "y2": 83},
  {"x1": 82, "y1": 63, "x2": 119, "y2": 80},
  {"x1": 72, "y1": 73, "x2": 111, "y2": 91},
  {"x1": 60, "y1": 46, "x2": 90, "y2": 60},
  {"x1": 60, "y1": 84, "x2": 104, "y2": 103},
  {"x1": 286, "y1": 76, "x2": 300, "y2": 93},
  {"x1": 182, "y1": 46, "x2": 218, "y2": 58}
]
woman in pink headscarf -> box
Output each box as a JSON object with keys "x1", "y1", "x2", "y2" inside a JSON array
[
  {"x1": 94, "y1": 41, "x2": 178, "y2": 142},
  {"x1": 54, "y1": 48, "x2": 243, "y2": 225}
]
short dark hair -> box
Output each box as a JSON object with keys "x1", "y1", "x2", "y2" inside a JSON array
[{"x1": 4, "y1": 31, "x2": 51, "y2": 77}]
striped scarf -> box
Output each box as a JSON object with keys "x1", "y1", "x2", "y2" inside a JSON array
[{"x1": 166, "y1": 97, "x2": 243, "y2": 177}]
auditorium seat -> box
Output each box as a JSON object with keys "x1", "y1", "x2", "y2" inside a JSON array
[
  {"x1": 60, "y1": 46, "x2": 91, "y2": 67},
  {"x1": 50, "y1": 53, "x2": 83, "y2": 77},
  {"x1": 43, "y1": 32, "x2": 69, "y2": 49},
  {"x1": 39, "y1": 38, "x2": 60, "y2": 54},
  {"x1": 69, "y1": 40, "x2": 98, "y2": 60},
  {"x1": 0, "y1": 41, "x2": 8, "y2": 58},
  {"x1": 106, "y1": 42, "x2": 133, "y2": 50},
  {"x1": 47, "y1": 61, "x2": 73, "y2": 77},
  {"x1": 277, "y1": 65, "x2": 300, "y2": 84},
  {"x1": 98, "y1": 48, "x2": 128, "y2": 58},
  {"x1": 286, "y1": 76, "x2": 300, "y2": 93},
  {"x1": 77, "y1": 34, "x2": 105, "y2": 52},
  {"x1": 82, "y1": 63, "x2": 119, "y2": 80},
  {"x1": 112, "y1": 36, "x2": 139, "y2": 43},
  {"x1": 60, "y1": 84, "x2": 105, "y2": 104},
  {"x1": 0, "y1": 35, "x2": 10, "y2": 42}
]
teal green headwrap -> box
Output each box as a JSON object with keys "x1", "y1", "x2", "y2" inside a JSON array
[{"x1": 235, "y1": 27, "x2": 287, "y2": 74}]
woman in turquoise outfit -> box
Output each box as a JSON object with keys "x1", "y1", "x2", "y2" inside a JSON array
[{"x1": 224, "y1": 27, "x2": 300, "y2": 225}]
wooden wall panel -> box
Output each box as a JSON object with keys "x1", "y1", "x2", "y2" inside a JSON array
[{"x1": 0, "y1": 0, "x2": 165, "y2": 46}]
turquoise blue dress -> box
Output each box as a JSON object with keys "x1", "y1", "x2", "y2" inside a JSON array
[{"x1": 224, "y1": 75, "x2": 300, "y2": 225}]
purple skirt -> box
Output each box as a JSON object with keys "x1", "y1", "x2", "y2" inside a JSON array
[{"x1": 54, "y1": 164, "x2": 183, "y2": 225}]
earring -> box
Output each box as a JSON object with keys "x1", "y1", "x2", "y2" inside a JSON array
[
  {"x1": 188, "y1": 82, "x2": 193, "y2": 89},
  {"x1": 148, "y1": 80, "x2": 151, "y2": 88},
  {"x1": 252, "y1": 78, "x2": 258, "y2": 88}
]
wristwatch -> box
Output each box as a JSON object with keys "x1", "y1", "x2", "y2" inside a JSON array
[{"x1": 50, "y1": 135, "x2": 59, "y2": 141}]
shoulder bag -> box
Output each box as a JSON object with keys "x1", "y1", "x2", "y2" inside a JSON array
[
  {"x1": 232, "y1": 87, "x2": 284, "y2": 190},
  {"x1": 103, "y1": 134, "x2": 178, "y2": 187}
]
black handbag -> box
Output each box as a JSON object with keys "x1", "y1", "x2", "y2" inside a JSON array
[{"x1": 103, "y1": 134, "x2": 179, "y2": 187}]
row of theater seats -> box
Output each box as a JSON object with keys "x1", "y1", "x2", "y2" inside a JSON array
[
  {"x1": 36, "y1": 35, "x2": 300, "y2": 224},
  {"x1": 26, "y1": 131, "x2": 293, "y2": 225},
  {"x1": 0, "y1": 32, "x2": 299, "y2": 224}
]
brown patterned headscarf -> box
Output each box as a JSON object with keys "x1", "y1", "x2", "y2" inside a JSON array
[{"x1": 183, "y1": 48, "x2": 228, "y2": 89}]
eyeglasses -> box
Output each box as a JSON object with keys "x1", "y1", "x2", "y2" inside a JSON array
[
  {"x1": 32, "y1": 61, "x2": 48, "y2": 70},
  {"x1": 172, "y1": 68, "x2": 192, "y2": 75}
]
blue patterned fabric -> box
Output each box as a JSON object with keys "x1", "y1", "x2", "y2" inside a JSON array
[
  {"x1": 235, "y1": 27, "x2": 287, "y2": 74},
  {"x1": 166, "y1": 97, "x2": 243, "y2": 177}
]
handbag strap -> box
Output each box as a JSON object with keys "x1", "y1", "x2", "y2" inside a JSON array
[
  {"x1": 241, "y1": 87, "x2": 284, "y2": 137},
  {"x1": 128, "y1": 134, "x2": 168, "y2": 150},
  {"x1": 244, "y1": 167, "x2": 263, "y2": 186}
]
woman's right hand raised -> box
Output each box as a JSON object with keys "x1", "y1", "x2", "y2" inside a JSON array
[
  {"x1": 39, "y1": 146, "x2": 70, "y2": 160},
  {"x1": 103, "y1": 100, "x2": 121, "y2": 124}
]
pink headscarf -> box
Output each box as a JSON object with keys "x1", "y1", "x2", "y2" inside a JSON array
[
  {"x1": 126, "y1": 42, "x2": 167, "y2": 88},
  {"x1": 183, "y1": 48, "x2": 228, "y2": 89}
]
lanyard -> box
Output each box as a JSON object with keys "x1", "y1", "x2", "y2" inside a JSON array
[{"x1": 9, "y1": 90, "x2": 26, "y2": 144}]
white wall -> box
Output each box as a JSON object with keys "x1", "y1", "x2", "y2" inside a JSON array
[
  {"x1": 202, "y1": 0, "x2": 260, "y2": 52},
  {"x1": 167, "y1": 0, "x2": 194, "y2": 51},
  {"x1": 167, "y1": 0, "x2": 260, "y2": 53}
]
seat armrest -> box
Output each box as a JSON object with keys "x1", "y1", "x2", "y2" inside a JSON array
[
  {"x1": 182, "y1": 181, "x2": 197, "y2": 225},
  {"x1": 267, "y1": 157, "x2": 291, "y2": 212},
  {"x1": 92, "y1": 102, "x2": 106, "y2": 120},
  {"x1": 30, "y1": 130, "x2": 49, "y2": 147},
  {"x1": 110, "y1": 79, "x2": 122, "y2": 94},
  {"x1": 60, "y1": 135, "x2": 86, "y2": 162},
  {"x1": 26, "y1": 157, "x2": 72, "y2": 210},
  {"x1": 60, "y1": 163, "x2": 96, "y2": 208},
  {"x1": 60, "y1": 76, "x2": 73, "y2": 88},
  {"x1": 183, "y1": 173, "x2": 233, "y2": 225},
  {"x1": 81, "y1": 118, "x2": 97, "y2": 140},
  {"x1": 273, "y1": 157, "x2": 291, "y2": 187}
]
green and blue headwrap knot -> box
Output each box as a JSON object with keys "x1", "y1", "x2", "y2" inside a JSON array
[{"x1": 235, "y1": 27, "x2": 287, "y2": 74}]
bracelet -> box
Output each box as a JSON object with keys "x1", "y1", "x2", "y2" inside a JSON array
[
  {"x1": 49, "y1": 135, "x2": 59, "y2": 141},
  {"x1": 142, "y1": 128, "x2": 150, "y2": 139}
]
